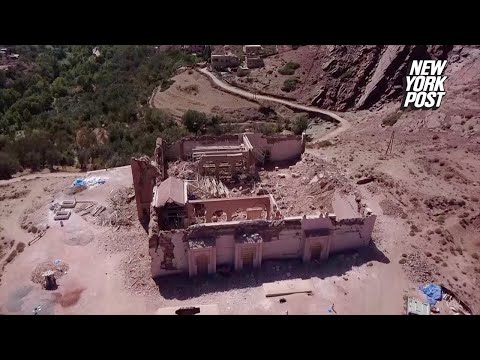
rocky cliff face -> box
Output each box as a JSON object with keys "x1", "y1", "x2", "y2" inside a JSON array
[{"x1": 311, "y1": 45, "x2": 453, "y2": 111}]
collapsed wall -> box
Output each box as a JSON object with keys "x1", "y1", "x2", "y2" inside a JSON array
[
  {"x1": 164, "y1": 133, "x2": 305, "y2": 163},
  {"x1": 149, "y1": 211, "x2": 377, "y2": 278},
  {"x1": 131, "y1": 157, "x2": 159, "y2": 225},
  {"x1": 245, "y1": 133, "x2": 305, "y2": 162},
  {"x1": 165, "y1": 134, "x2": 242, "y2": 161},
  {"x1": 131, "y1": 138, "x2": 168, "y2": 225},
  {"x1": 133, "y1": 132, "x2": 373, "y2": 279}
]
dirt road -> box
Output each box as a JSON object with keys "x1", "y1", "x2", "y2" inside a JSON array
[{"x1": 197, "y1": 68, "x2": 351, "y2": 140}]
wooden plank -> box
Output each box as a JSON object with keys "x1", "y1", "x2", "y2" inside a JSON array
[
  {"x1": 95, "y1": 206, "x2": 106, "y2": 217},
  {"x1": 263, "y1": 279, "x2": 314, "y2": 297}
]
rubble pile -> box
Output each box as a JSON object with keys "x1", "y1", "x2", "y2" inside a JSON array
[
  {"x1": 31, "y1": 260, "x2": 69, "y2": 284},
  {"x1": 95, "y1": 186, "x2": 136, "y2": 227},
  {"x1": 189, "y1": 176, "x2": 230, "y2": 199},
  {"x1": 400, "y1": 252, "x2": 436, "y2": 283},
  {"x1": 258, "y1": 153, "x2": 350, "y2": 216},
  {"x1": 168, "y1": 160, "x2": 198, "y2": 180},
  {"x1": 102, "y1": 226, "x2": 157, "y2": 296}
]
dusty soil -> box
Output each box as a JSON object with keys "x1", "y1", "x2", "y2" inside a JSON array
[
  {"x1": 153, "y1": 70, "x2": 259, "y2": 119},
  {"x1": 152, "y1": 69, "x2": 327, "y2": 134},
  {"x1": 0, "y1": 167, "x2": 157, "y2": 314},
  {"x1": 306, "y1": 105, "x2": 480, "y2": 313},
  {"x1": 31, "y1": 260, "x2": 69, "y2": 284},
  {"x1": 1, "y1": 131, "x2": 477, "y2": 314},
  {"x1": 0, "y1": 162, "x2": 409, "y2": 315}
]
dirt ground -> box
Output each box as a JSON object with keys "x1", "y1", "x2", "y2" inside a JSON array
[
  {"x1": 151, "y1": 69, "x2": 322, "y2": 134},
  {"x1": 153, "y1": 70, "x2": 258, "y2": 120},
  {"x1": 1, "y1": 131, "x2": 477, "y2": 314},
  {"x1": 1, "y1": 139, "x2": 471, "y2": 315},
  {"x1": 309, "y1": 108, "x2": 480, "y2": 313},
  {"x1": 0, "y1": 163, "x2": 407, "y2": 315}
]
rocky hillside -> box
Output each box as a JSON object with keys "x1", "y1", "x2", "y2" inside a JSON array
[
  {"x1": 228, "y1": 45, "x2": 475, "y2": 111},
  {"x1": 312, "y1": 45, "x2": 453, "y2": 111}
]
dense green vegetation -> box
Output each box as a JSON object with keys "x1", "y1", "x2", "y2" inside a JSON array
[
  {"x1": 181, "y1": 110, "x2": 225, "y2": 135},
  {"x1": 282, "y1": 78, "x2": 300, "y2": 92},
  {"x1": 0, "y1": 45, "x2": 199, "y2": 178},
  {"x1": 292, "y1": 115, "x2": 309, "y2": 135},
  {"x1": 278, "y1": 62, "x2": 300, "y2": 75}
]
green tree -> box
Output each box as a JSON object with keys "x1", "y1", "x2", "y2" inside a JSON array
[
  {"x1": 182, "y1": 109, "x2": 208, "y2": 134},
  {"x1": 45, "y1": 148, "x2": 61, "y2": 171},
  {"x1": 281, "y1": 79, "x2": 299, "y2": 92},
  {"x1": 22, "y1": 108, "x2": 31, "y2": 121},
  {"x1": 202, "y1": 46, "x2": 212, "y2": 61},
  {"x1": 0, "y1": 89, "x2": 21, "y2": 113},
  {"x1": 76, "y1": 127, "x2": 97, "y2": 149},
  {"x1": 206, "y1": 115, "x2": 224, "y2": 135},
  {"x1": 292, "y1": 115, "x2": 309, "y2": 135},
  {"x1": 78, "y1": 148, "x2": 90, "y2": 170},
  {"x1": 0, "y1": 151, "x2": 19, "y2": 179},
  {"x1": 258, "y1": 123, "x2": 276, "y2": 135},
  {"x1": 0, "y1": 70, "x2": 6, "y2": 88},
  {"x1": 50, "y1": 76, "x2": 68, "y2": 97},
  {"x1": 0, "y1": 46, "x2": 199, "y2": 173}
]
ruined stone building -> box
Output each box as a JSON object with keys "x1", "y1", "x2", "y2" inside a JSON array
[
  {"x1": 243, "y1": 45, "x2": 262, "y2": 56},
  {"x1": 211, "y1": 53, "x2": 241, "y2": 71},
  {"x1": 132, "y1": 132, "x2": 376, "y2": 278},
  {"x1": 245, "y1": 56, "x2": 264, "y2": 69}
]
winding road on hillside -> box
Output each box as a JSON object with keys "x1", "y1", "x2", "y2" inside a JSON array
[{"x1": 197, "y1": 67, "x2": 351, "y2": 141}]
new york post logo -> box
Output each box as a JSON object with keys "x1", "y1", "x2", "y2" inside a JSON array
[{"x1": 401, "y1": 60, "x2": 447, "y2": 110}]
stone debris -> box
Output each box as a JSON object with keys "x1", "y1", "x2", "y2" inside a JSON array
[
  {"x1": 31, "y1": 260, "x2": 69, "y2": 285},
  {"x1": 189, "y1": 176, "x2": 230, "y2": 199},
  {"x1": 94, "y1": 186, "x2": 136, "y2": 227},
  {"x1": 168, "y1": 160, "x2": 198, "y2": 180},
  {"x1": 399, "y1": 252, "x2": 436, "y2": 283},
  {"x1": 258, "y1": 153, "x2": 351, "y2": 216}
]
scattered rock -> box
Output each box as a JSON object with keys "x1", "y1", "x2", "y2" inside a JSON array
[
  {"x1": 357, "y1": 177, "x2": 375, "y2": 185},
  {"x1": 309, "y1": 175, "x2": 319, "y2": 185}
]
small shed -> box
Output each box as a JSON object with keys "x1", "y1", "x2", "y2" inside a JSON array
[{"x1": 406, "y1": 297, "x2": 431, "y2": 315}]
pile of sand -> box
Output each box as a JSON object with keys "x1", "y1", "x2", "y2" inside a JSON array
[{"x1": 31, "y1": 260, "x2": 69, "y2": 284}]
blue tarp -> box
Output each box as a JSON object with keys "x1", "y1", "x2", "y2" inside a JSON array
[
  {"x1": 421, "y1": 283, "x2": 442, "y2": 305},
  {"x1": 72, "y1": 177, "x2": 106, "y2": 187},
  {"x1": 73, "y1": 179, "x2": 86, "y2": 187}
]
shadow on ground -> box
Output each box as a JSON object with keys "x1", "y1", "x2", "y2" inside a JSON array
[
  {"x1": 263, "y1": 158, "x2": 302, "y2": 171},
  {"x1": 154, "y1": 241, "x2": 389, "y2": 300}
]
